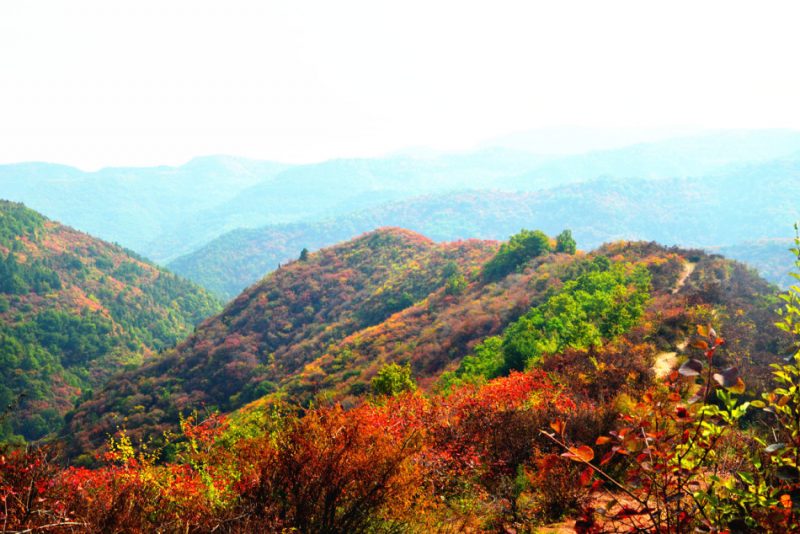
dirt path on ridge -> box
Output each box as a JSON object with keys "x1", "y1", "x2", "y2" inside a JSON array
[
  {"x1": 654, "y1": 262, "x2": 696, "y2": 379},
  {"x1": 672, "y1": 261, "x2": 696, "y2": 294},
  {"x1": 539, "y1": 261, "x2": 698, "y2": 531}
]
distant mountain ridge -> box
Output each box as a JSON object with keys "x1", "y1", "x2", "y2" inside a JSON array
[
  {"x1": 0, "y1": 157, "x2": 291, "y2": 260},
  {"x1": 169, "y1": 158, "x2": 800, "y2": 299},
  {"x1": 507, "y1": 129, "x2": 800, "y2": 188},
  {"x1": 4, "y1": 129, "x2": 800, "y2": 264}
]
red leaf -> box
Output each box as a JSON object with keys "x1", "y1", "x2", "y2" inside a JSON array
[{"x1": 579, "y1": 467, "x2": 593, "y2": 486}]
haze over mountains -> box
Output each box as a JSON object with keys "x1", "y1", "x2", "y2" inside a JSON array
[
  {"x1": 0, "y1": 157, "x2": 289, "y2": 258},
  {"x1": 2, "y1": 128, "x2": 799, "y2": 297},
  {"x1": 169, "y1": 159, "x2": 800, "y2": 298}
]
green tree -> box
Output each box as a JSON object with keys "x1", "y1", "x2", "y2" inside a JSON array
[
  {"x1": 482, "y1": 229, "x2": 552, "y2": 282},
  {"x1": 299, "y1": 248, "x2": 309, "y2": 261},
  {"x1": 445, "y1": 273, "x2": 467, "y2": 296},
  {"x1": 444, "y1": 259, "x2": 651, "y2": 382},
  {"x1": 555, "y1": 229, "x2": 577, "y2": 255},
  {"x1": 437, "y1": 336, "x2": 504, "y2": 391},
  {"x1": 371, "y1": 362, "x2": 416, "y2": 396},
  {"x1": 442, "y1": 261, "x2": 467, "y2": 295}
]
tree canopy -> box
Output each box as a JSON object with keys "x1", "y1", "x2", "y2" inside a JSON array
[
  {"x1": 482, "y1": 229, "x2": 552, "y2": 282},
  {"x1": 555, "y1": 229, "x2": 577, "y2": 254}
]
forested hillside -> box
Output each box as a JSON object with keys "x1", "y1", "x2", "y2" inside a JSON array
[
  {"x1": 1, "y1": 222, "x2": 795, "y2": 531},
  {"x1": 67, "y1": 228, "x2": 786, "y2": 466},
  {"x1": 170, "y1": 159, "x2": 800, "y2": 298},
  {"x1": 0, "y1": 201, "x2": 221, "y2": 442},
  {"x1": 65, "y1": 229, "x2": 497, "y2": 457},
  {"x1": 5, "y1": 2, "x2": 800, "y2": 529}
]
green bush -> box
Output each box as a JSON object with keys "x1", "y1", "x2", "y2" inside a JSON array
[
  {"x1": 482, "y1": 229, "x2": 552, "y2": 282},
  {"x1": 555, "y1": 229, "x2": 577, "y2": 255},
  {"x1": 371, "y1": 363, "x2": 417, "y2": 397}
]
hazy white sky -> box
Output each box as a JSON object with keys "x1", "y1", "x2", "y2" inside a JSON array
[{"x1": 1, "y1": 0, "x2": 799, "y2": 169}]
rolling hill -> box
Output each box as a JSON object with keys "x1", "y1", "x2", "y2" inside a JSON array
[
  {"x1": 66, "y1": 227, "x2": 787, "y2": 459},
  {"x1": 65, "y1": 228, "x2": 497, "y2": 456},
  {"x1": 0, "y1": 201, "x2": 221, "y2": 442}
]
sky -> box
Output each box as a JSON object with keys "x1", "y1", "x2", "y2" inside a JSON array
[{"x1": 1, "y1": 0, "x2": 799, "y2": 170}]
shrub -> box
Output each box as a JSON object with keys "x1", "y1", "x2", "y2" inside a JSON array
[
  {"x1": 372, "y1": 362, "x2": 417, "y2": 396},
  {"x1": 482, "y1": 229, "x2": 551, "y2": 282},
  {"x1": 555, "y1": 229, "x2": 577, "y2": 255}
]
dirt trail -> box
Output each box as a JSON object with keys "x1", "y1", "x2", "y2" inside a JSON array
[
  {"x1": 539, "y1": 261, "x2": 699, "y2": 531},
  {"x1": 653, "y1": 351, "x2": 678, "y2": 379},
  {"x1": 672, "y1": 261, "x2": 696, "y2": 294},
  {"x1": 652, "y1": 261, "x2": 697, "y2": 378}
]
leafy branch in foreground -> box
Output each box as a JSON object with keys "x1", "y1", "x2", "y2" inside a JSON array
[
  {"x1": 545, "y1": 325, "x2": 750, "y2": 532},
  {"x1": 543, "y1": 225, "x2": 800, "y2": 532}
]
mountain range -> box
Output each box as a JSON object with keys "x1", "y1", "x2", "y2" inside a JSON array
[
  {"x1": 3, "y1": 129, "x2": 800, "y2": 268},
  {"x1": 168, "y1": 157, "x2": 800, "y2": 298}
]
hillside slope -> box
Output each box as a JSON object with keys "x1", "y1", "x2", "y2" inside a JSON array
[
  {"x1": 170, "y1": 159, "x2": 800, "y2": 298},
  {"x1": 0, "y1": 201, "x2": 221, "y2": 442},
  {"x1": 67, "y1": 229, "x2": 785, "y2": 458},
  {"x1": 66, "y1": 228, "x2": 496, "y2": 455},
  {"x1": 713, "y1": 239, "x2": 796, "y2": 288}
]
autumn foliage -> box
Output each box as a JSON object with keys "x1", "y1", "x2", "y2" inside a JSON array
[
  {"x1": 1, "y1": 370, "x2": 584, "y2": 532},
  {"x1": 0, "y1": 201, "x2": 221, "y2": 443},
  {"x1": 2, "y1": 222, "x2": 796, "y2": 532}
]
